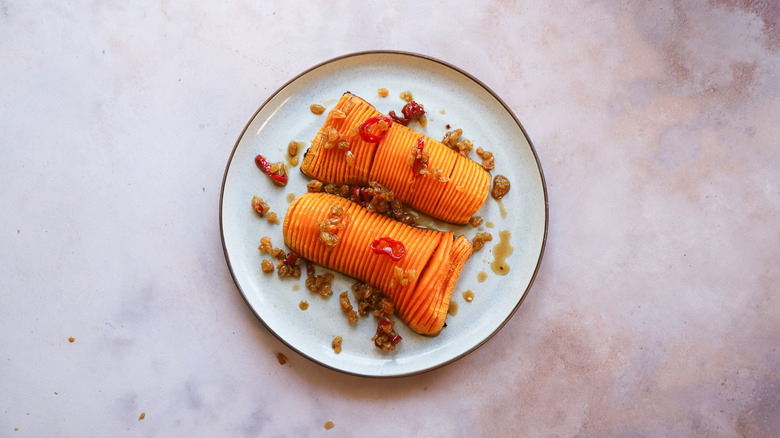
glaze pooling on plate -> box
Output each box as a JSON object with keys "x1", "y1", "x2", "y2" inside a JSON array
[{"x1": 220, "y1": 51, "x2": 547, "y2": 377}]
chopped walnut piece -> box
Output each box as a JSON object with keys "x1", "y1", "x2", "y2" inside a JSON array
[
  {"x1": 317, "y1": 204, "x2": 349, "y2": 250},
  {"x1": 361, "y1": 181, "x2": 416, "y2": 225},
  {"x1": 310, "y1": 104, "x2": 325, "y2": 115},
  {"x1": 378, "y1": 88, "x2": 389, "y2": 97},
  {"x1": 491, "y1": 175, "x2": 511, "y2": 199},
  {"x1": 469, "y1": 216, "x2": 484, "y2": 227},
  {"x1": 271, "y1": 247, "x2": 286, "y2": 260},
  {"x1": 251, "y1": 196, "x2": 270, "y2": 216},
  {"x1": 339, "y1": 291, "x2": 359, "y2": 323},
  {"x1": 261, "y1": 260, "x2": 274, "y2": 273},
  {"x1": 277, "y1": 253, "x2": 301, "y2": 278},
  {"x1": 267, "y1": 211, "x2": 278, "y2": 224},
  {"x1": 442, "y1": 128, "x2": 475, "y2": 156},
  {"x1": 472, "y1": 232, "x2": 493, "y2": 251},
  {"x1": 323, "y1": 183, "x2": 350, "y2": 197},
  {"x1": 258, "y1": 236, "x2": 273, "y2": 252},
  {"x1": 352, "y1": 282, "x2": 395, "y2": 318},
  {"x1": 372, "y1": 318, "x2": 402, "y2": 351},
  {"x1": 306, "y1": 262, "x2": 334, "y2": 297},
  {"x1": 307, "y1": 179, "x2": 324, "y2": 192},
  {"x1": 332, "y1": 336, "x2": 343, "y2": 354},
  {"x1": 429, "y1": 167, "x2": 449, "y2": 183},
  {"x1": 476, "y1": 147, "x2": 495, "y2": 171},
  {"x1": 390, "y1": 266, "x2": 417, "y2": 289}
]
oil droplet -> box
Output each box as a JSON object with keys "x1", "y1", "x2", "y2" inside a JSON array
[
  {"x1": 490, "y1": 230, "x2": 513, "y2": 275},
  {"x1": 286, "y1": 193, "x2": 296, "y2": 203},
  {"x1": 463, "y1": 290, "x2": 474, "y2": 302},
  {"x1": 299, "y1": 300, "x2": 308, "y2": 310},
  {"x1": 292, "y1": 284, "x2": 299, "y2": 291},
  {"x1": 324, "y1": 420, "x2": 335, "y2": 430},
  {"x1": 486, "y1": 221, "x2": 495, "y2": 228},
  {"x1": 496, "y1": 199, "x2": 507, "y2": 219},
  {"x1": 477, "y1": 271, "x2": 488, "y2": 282},
  {"x1": 448, "y1": 300, "x2": 459, "y2": 316}
]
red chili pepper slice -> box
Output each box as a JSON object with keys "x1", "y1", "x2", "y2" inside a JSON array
[
  {"x1": 391, "y1": 334, "x2": 403, "y2": 344},
  {"x1": 412, "y1": 136, "x2": 426, "y2": 178},
  {"x1": 352, "y1": 185, "x2": 365, "y2": 207},
  {"x1": 401, "y1": 101, "x2": 425, "y2": 120},
  {"x1": 255, "y1": 154, "x2": 288, "y2": 185},
  {"x1": 282, "y1": 251, "x2": 299, "y2": 266},
  {"x1": 388, "y1": 110, "x2": 410, "y2": 126},
  {"x1": 370, "y1": 237, "x2": 405, "y2": 261},
  {"x1": 306, "y1": 260, "x2": 314, "y2": 277},
  {"x1": 358, "y1": 116, "x2": 392, "y2": 143}
]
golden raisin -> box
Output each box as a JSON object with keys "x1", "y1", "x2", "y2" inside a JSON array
[
  {"x1": 261, "y1": 260, "x2": 274, "y2": 273},
  {"x1": 310, "y1": 104, "x2": 325, "y2": 115},
  {"x1": 332, "y1": 336, "x2": 343, "y2": 354},
  {"x1": 287, "y1": 140, "x2": 299, "y2": 157},
  {"x1": 400, "y1": 91, "x2": 413, "y2": 102},
  {"x1": 378, "y1": 88, "x2": 389, "y2": 97}
]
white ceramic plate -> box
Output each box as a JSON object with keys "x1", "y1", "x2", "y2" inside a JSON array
[{"x1": 220, "y1": 51, "x2": 547, "y2": 377}]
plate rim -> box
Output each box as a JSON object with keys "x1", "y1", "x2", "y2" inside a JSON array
[{"x1": 219, "y1": 49, "x2": 549, "y2": 378}]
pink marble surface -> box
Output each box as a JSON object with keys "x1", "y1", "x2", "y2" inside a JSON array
[{"x1": 1, "y1": 1, "x2": 777, "y2": 436}]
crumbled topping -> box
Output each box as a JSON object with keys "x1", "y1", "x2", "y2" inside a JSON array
[
  {"x1": 251, "y1": 196, "x2": 270, "y2": 216},
  {"x1": 306, "y1": 262, "x2": 334, "y2": 297},
  {"x1": 332, "y1": 336, "x2": 343, "y2": 354},
  {"x1": 472, "y1": 232, "x2": 493, "y2": 251},
  {"x1": 476, "y1": 147, "x2": 495, "y2": 171},
  {"x1": 317, "y1": 204, "x2": 349, "y2": 250},
  {"x1": 491, "y1": 175, "x2": 511, "y2": 199},
  {"x1": 339, "y1": 291, "x2": 358, "y2": 324},
  {"x1": 442, "y1": 128, "x2": 474, "y2": 156}
]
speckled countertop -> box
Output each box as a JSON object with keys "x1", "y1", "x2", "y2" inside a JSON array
[{"x1": 1, "y1": 1, "x2": 778, "y2": 436}]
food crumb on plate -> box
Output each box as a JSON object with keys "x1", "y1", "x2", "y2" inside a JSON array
[
  {"x1": 138, "y1": 412, "x2": 145, "y2": 420},
  {"x1": 276, "y1": 352, "x2": 287, "y2": 365},
  {"x1": 324, "y1": 420, "x2": 335, "y2": 430}
]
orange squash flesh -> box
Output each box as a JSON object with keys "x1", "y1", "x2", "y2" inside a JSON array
[
  {"x1": 302, "y1": 94, "x2": 382, "y2": 185},
  {"x1": 283, "y1": 193, "x2": 472, "y2": 336},
  {"x1": 419, "y1": 235, "x2": 474, "y2": 334},
  {"x1": 301, "y1": 92, "x2": 490, "y2": 225}
]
